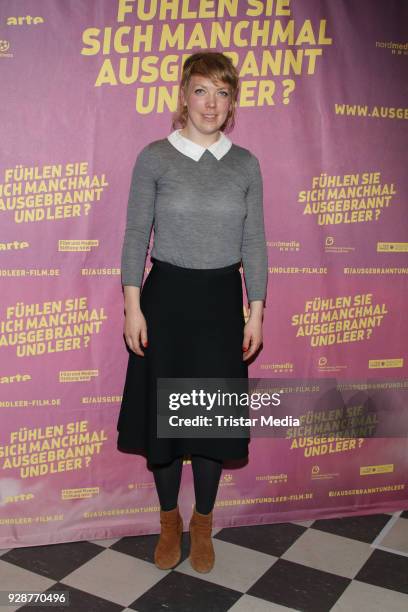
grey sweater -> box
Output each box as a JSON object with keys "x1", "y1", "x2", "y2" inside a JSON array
[{"x1": 121, "y1": 137, "x2": 268, "y2": 302}]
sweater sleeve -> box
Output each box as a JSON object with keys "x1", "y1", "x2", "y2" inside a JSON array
[
  {"x1": 241, "y1": 154, "x2": 268, "y2": 303},
  {"x1": 120, "y1": 145, "x2": 157, "y2": 288}
]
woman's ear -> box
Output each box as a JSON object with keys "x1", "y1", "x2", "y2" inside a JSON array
[{"x1": 179, "y1": 86, "x2": 186, "y2": 108}]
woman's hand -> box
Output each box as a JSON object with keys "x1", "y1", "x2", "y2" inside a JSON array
[
  {"x1": 242, "y1": 301, "x2": 264, "y2": 361},
  {"x1": 124, "y1": 308, "x2": 148, "y2": 356}
]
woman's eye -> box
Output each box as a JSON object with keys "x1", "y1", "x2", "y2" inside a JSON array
[{"x1": 194, "y1": 89, "x2": 229, "y2": 96}]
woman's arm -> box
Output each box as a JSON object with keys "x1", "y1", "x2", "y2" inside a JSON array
[
  {"x1": 243, "y1": 299, "x2": 264, "y2": 361},
  {"x1": 121, "y1": 145, "x2": 157, "y2": 289},
  {"x1": 124, "y1": 285, "x2": 141, "y2": 314},
  {"x1": 123, "y1": 285, "x2": 148, "y2": 356},
  {"x1": 241, "y1": 154, "x2": 268, "y2": 361},
  {"x1": 121, "y1": 144, "x2": 157, "y2": 356}
]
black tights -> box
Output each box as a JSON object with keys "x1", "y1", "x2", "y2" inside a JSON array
[{"x1": 151, "y1": 455, "x2": 223, "y2": 514}]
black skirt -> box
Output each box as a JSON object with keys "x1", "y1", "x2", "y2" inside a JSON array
[{"x1": 116, "y1": 256, "x2": 249, "y2": 465}]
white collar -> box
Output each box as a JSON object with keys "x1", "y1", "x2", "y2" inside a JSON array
[{"x1": 167, "y1": 128, "x2": 232, "y2": 161}]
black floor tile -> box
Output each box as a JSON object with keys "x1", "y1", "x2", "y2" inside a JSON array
[
  {"x1": 311, "y1": 513, "x2": 391, "y2": 543},
  {"x1": 110, "y1": 531, "x2": 190, "y2": 566},
  {"x1": 17, "y1": 581, "x2": 123, "y2": 612},
  {"x1": 1, "y1": 541, "x2": 105, "y2": 581},
  {"x1": 129, "y1": 570, "x2": 243, "y2": 612},
  {"x1": 247, "y1": 558, "x2": 351, "y2": 612},
  {"x1": 354, "y1": 549, "x2": 408, "y2": 594},
  {"x1": 214, "y1": 522, "x2": 307, "y2": 557}
]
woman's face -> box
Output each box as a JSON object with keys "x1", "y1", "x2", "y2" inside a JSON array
[{"x1": 181, "y1": 75, "x2": 232, "y2": 135}]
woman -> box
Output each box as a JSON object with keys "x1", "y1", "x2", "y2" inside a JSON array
[{"x1": 116, "y1": 51, "x2": 268, "y2": 573}]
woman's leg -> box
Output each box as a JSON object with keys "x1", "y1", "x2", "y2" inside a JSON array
[
  {"x1": 151, "y1": 456, "x2": 184, "y2": 511},
  {"x1": 191, "y1": 454, "x2": 223, "y2": 514},
  {"x1": 151, "y1": 456, "x2": 184, "y2": 570}
]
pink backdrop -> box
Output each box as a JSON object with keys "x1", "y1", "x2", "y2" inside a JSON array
[{"x1": 0, "y1": 0, "x2": 407, "y2": 547}]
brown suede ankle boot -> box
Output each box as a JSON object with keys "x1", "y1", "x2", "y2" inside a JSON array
[
  {"x1": 154, "y1": 505, "x2": 183, "y2": 570},
  {"x1": 188, "y1": 505, "x2": 215, "y2": 573}
]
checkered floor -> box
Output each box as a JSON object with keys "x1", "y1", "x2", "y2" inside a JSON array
[{"x1": 0, "y1": 510, "x2": 407, "y2": 611}]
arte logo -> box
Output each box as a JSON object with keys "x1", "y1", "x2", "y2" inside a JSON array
[
  {"x1": 0, "y1": 372, "x2": 31, "y2": 384},
  {"x1": 6, "y1": 15, "x2": 45, "y2": 25},
  {"x1": 0, "y1": 240, "x2": 29, "y2": 251}
]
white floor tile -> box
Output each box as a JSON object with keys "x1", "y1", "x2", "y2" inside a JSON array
[
  {"x1": 229, "y1": 593, "x2": 300, "y2": 611},
  {"x1": 62, "y1": 548, "x2": 169, "y2": 607},
  {"x1": 176, "y1": 538, "x2": 277, "y2": 592},
  {"x1": 282, "y1": 528, "x2": 373, "y2": 578},
  {"x1": 88, "y1": 537, "x2": 121, "y2": 548},
  {"x1": 377, "y1": 518, "x2": 408, "y2": 555},
  {"x1": 332, "y1": 580, "x2": 408, "y2": 612},
  {"x1": 291, "y1": 519, "x2": 314, "y2": 528}
]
